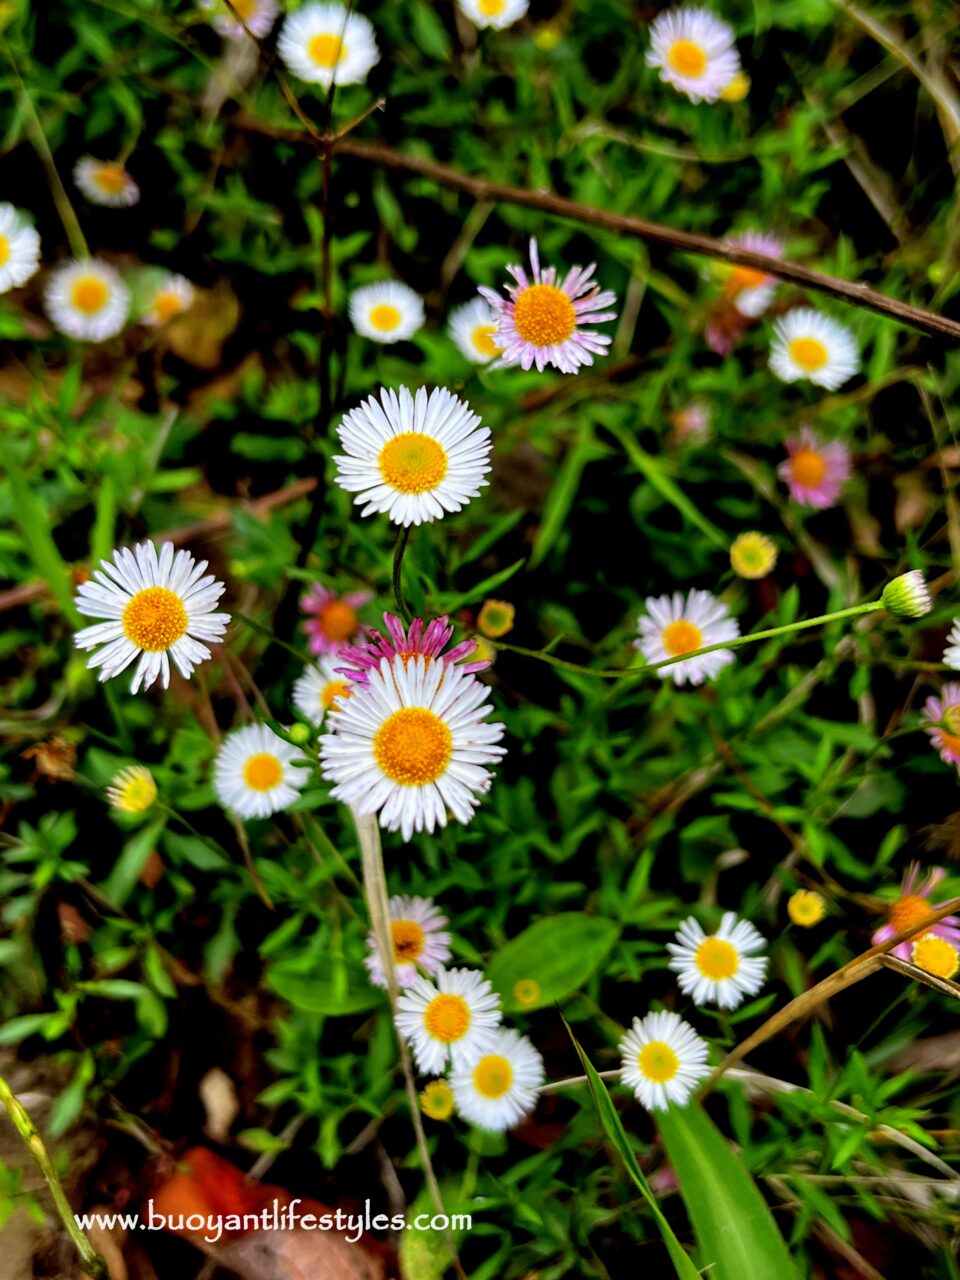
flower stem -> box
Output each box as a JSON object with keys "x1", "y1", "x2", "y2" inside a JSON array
[{"x1": 392, "y1": 526, "x2": 413, "y2": 625}]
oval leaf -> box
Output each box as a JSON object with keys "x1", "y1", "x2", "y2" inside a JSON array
[{"x1": 487, "y1": 913, "x2": 619, "y2": 1011}]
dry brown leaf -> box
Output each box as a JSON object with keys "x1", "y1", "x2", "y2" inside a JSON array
[{"x1": 211, "y1": 1227, "x2": 387, "y2": 1280}]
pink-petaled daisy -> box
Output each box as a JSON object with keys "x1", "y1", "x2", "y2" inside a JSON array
[
  {"x1": 667, "y1": 912, "x2": 768, "y2": 1009},
  {"x1": 395, "y1": 968, "x2": 502, "y2": 1074},
  {"x1": 73, "y1": 157, "x2": 140, "y2": 208},
  {"x1": 450, "y1": 1028, "x2": 545, "y2": 1132},
  {"x1": 871, "y1": 863, "x2": 960, "y2": 959},
  {"x1": 778, "y1": 426, "x2": 851, "y2": 510},
  {"x1": 634, "y1": 590, "x2": 739, "y2": 687},
  {"x1": 143, "y1": 274, "x2": 195, "y2": 327},
  {"x1": 922, "y1": 686, "x2": 960, "y2": 773},
  {"x1": 200, "y1": 0, "x2": 280, "y2": 39},
  {"x1": 620, "y1": 1011, "x2": 709, "y2": 1112},
  {"x1": 291, "y1": 657, "x2": 353, "y2": 726},
  {"x1": 478, "y1": 237, "x2": 617, "y2": 374},
  {"x1": 301, "y1": 584, "x2": 371, "y2": 657},
  {"x1": 646, "y1": 8, "x2": 741, "y2": 104},
  {"x1": 335, "y1": 612, "x2": 489, "y2": 684},
  {"x1": 719, "y1": 232, "x2": 783, "y2": 317},
  {"x1": 769, "y1": 307, "x2": 860, "y2": 390},
  {"x1": 364, "y1": 894, "x2": 452, "y2": 989}
]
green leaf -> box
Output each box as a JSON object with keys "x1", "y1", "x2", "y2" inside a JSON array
[
  {"x1": 267, "y1": 970, "x2": 381, "y2": 1016},
  {"x1": 2, "y1": 451, "x2": 79, "y2": 623},
  {"x1": 101, "y1": 817, "x2": 166, "y2": 906},
  {"x1": 655, "y1": 1100, "x2": 799, "y2": 1280},
  {"x1": 529, "y1": 421, "x2": 596, "y2": 568},
  {"x1": 487, "y1": 913, "x2": 619, "y2": 1011}
]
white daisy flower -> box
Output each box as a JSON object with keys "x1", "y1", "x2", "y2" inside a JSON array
[
  {"x1": 667, "y1": 912, "x2": 768, "y2": 1009},
  {"x1": 634, "y1": 590, "x2": 739, "y2": 687},
  {"x1": 73, "y1": 157, "x2": 140, "y2": 208},
  {"x1": 944, "y1": 621, "x2": 960, "y2": 672},
  {"x1": 449, "y1": 297, "x2": 502, "y2": 363},
  {"x1": 646, "y1": 7, "x2": 741, "y2": 104},
  {"x1": 769, "y1": 307, "x2": 860, "y2": 391},
  {"x1": 106, "y1": 766, "x2": 157, "y2": 814},
  {"x1": 292, "y1": 657, "x2": 353, "y2": 726},
  {"x1": 318, "y1": 653, "x2": 506, "y2": 841},
  {"x1": 0, "y1": 204, "x2": 41, "y2": 294},
  {"x1": 213, "y1": 723, "x2": 309, "y2": 820},
  {"x1": 74, "y1": 540, "x2": 230, "y2": 693},
  {"x1": 619, "y1": 1010, "x2": 710, "y2": 1112},
  {"x1": 456, "y1": 0, "x2": 528, "y2": 31},
  {"x1": 45, "y1": 258, "x2": 131, "y2": 342},
  {"x1": 450, "y1": 1028, "x2": 544, "y2": 1131},
  {"x1": 277, "y1": 2, "x2": 379, "y2": 88},
  {"x1": 395, "y1": 968, "x2": 502, "y2": 1074},
  {"x1": 200, "y1": 0, "x2": 280, "y2": 39},
  {"x1": 143, "y1": 273, "x2": 195, "y2": 327},
  {"x1": 349, "y1": 281, "x2": 424, "y2": 344},
  {"x1": 364, "y1": 894, "x2": 452, "y2": 989},
  {"x1": 333, "y1": 385, "x2": 492, "y2": 528}
]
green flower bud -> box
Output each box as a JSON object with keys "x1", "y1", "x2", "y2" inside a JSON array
[{"x1": 882, "y1": 571, "x2": 932, "y2": 619}]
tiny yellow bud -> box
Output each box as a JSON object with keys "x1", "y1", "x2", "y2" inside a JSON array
[
  {"x1": 478, "y1": 599, "x2": 516, "y2": 639},
  {"x1": 912, "y1": 934, "x2": 959, "y2": 981},
  {"x1": 420, "y1": 1079, "x2": 455, "y2": 1121},
  {"x1": 730, "y1": 532, "x2": 778, "y2": 580},
  {"x1": 720, "y1": 72, "x2": 750, "y2": 103},
  {"x1": 787, "y1": 889, "x2": 826, "y2": 928}
]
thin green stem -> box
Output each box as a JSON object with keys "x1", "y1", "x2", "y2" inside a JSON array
[{"x1": 392, "y1": 526, "x2": 413, "y2": 624}]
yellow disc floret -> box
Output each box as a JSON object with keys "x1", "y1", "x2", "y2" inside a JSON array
[
  {"x1": 122, "y1": 587, "x2": 188, "y2": 652},
  {"x1": 513, "y1": 284, "x2": 577, "y2": 348},
  {"x1": 667, "y1": 39, "x2": 707, "y2": 78},
  {"x1": 788, "y1": 337, "x2": 828, "y2": 373},
  {"x1": 787, "y1": 889, "x2": 825, "y2": 928},
  {"x1": 638, "y1": 1041, "x2": 680, "y2": 1083},
  {"x1": 694, "y1": 937, "x2": 739, "y2": 980},
  {"x1": 71, "y1": 275, "x2": 110, "y2": 315},
  {"x1": 373, "y1": 708, "x2": 453, "y2": 785},
  {"x1": 790, "y1": 446, "x2": 827, "y2": 489},
  {"x1": 424, "y1": 992, "x2": 471, "y2": 1043},
  {"x1": 308, "y1": 32, "x2": 343, "y2": 67},
  {"x1": 391, "y1": 918, "x2": 427, "y2": 964},
  {"x1": 243, "y1": 752, "x2": 284, "y2": 792},
  {"x1": 420, "y1": 1079, "x2": 455, "y2": 1120},
  {"x1": 378, "y1": 433, "x2": 449, "y2": 494},
  {"x1": 472, "y1": 1054, "x2": 514, "y2": 1099},
  {"x1": 471, "y1": 324, "x2": 501, "y2": 357},
  {"x1": 0, "y1": 234, "x2": 9, "y2": 267},
  {"x1": 661, "y1": 619, "x2": 703, "y2": 657},
  {"x1": 912, "y1": 934, "x2": 959, "y2": 981}
]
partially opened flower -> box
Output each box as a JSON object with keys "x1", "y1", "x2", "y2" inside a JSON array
[
  {"x1": 620, "y1": 1010, "x2": 709, "y2": 1112},
  {"x1": 301, "y1": 584, "x2": 371, "y2": 656},
  {"x1": 213, "y1": 723, "x2": 309, "y2": 819},
  {"x1": 944, "y1": 622, "x2": 960, "y2": 671},
  {"x1": 778, "y1": 426, "x2": 850, "y2": 510},
  {"x1": 336, "y1": 612, "x2": 489, "y2": 684},
  {"x1": 769, "y1": 307, "x2": 860, "y2": 390},
  {"x1": 634, "y1": 590, "x2": 739, "y2": 687},
  {"x1": 395, "y1": 968, "x2": 502, "y2": 1074},
  {"x1": 872, "y1": 863, "x2": 960, "y2": 959},
  {"x1": 73, "y1": 157, "x2": 140, "y2": 208},
  {"x1": 457, "y1": 0, "x2": 528, "y2": 30},
  {"x1": 333, "y1": 385, "x2": 492, "y2": 527},
  {"x1": 364, "y1": 894, "x2": 452, "y2": 989},
  {"x1": 73, "y1": 540, "x2": 230, "y2": 693},
  {"x1": 292, "y1": 658, "x2": 353, "y2": 726},
  {"x1": 0, "y1": 204, "x2": 41, "y2": 294},
  {"x1": 667, "y1": 912, "x2": 768, "y2": 1009},
  {"x1": 45, "y1": 259, "x2": 131, "y2": 342},
  {"x1": 646, "y1": 7, "x2": 741, "y2": 103},
  {"x1": 319, "y1": 654, "x2": 506, "y2": 840},
  {"x1": 449, "y1": 297, "x2": 502, "y2": 363},
  {"x1": 349, "y1": 281, "x2": 424, "y2": 344},
  {"x1": 718, "y1": 232, "x2": 783, "y2": 317},
  {"x1": 479, "y1": 237, "x2": 617, "y2": 374},
  {"x1": 200, "y1": 0, "x2": 280, "y2": 38},
  {"x1": 922, "y1": 687, "x2": 960, "y2": 772},
  {"x1": 143, "y1": 274, "x2": 195, "y2": 327},
  {"x1": 730, "y1": 532, "x2": 777, "y2": 580},
  {"x1": 420, "y1": 1079, "x2": 455, "y2": 1121},
  {"x1": 450, "y1": 1028, "x2": 545, "y2": 1131},
  {"x1": 278, "y1": 2, "x2": 379, "y2": 86},
  {"x1": 107, "y1": 766, "x2": 157, "y2": 814}
]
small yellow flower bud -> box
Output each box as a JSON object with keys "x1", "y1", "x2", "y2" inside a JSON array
[
  {"x1": 478, "y1": 599, "x2": 516, "y2": 639},
  {"x1": 420, "y1": 1079, "x2": 455, "y2": 1121},
  {"x1": 730, "y1": 532, "x2": 778, "y2": 580},
  {"x1": 720, "y1": 72, "x2": 750, "y2": 103},
  {"x1": 787, "y1": 889, "x2": 825, "y2": 928}
]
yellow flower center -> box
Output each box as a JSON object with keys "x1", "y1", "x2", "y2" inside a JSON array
[
  {"x1": 318, "y1": 600, "x2": 358, "y2": 641},
  {"x1": 667, "y1": 38, "x2": 707, "y2": 78},
  {"x1": 242, "y1": 752, "x2": 284, "y2": 792},
  {"x1": 71, "y1": 275, "x2": 110, "y2": 315},
  {"x1": 308, "y1": 32, "x2": 344, "y2": 68},
  {"x1": 153, "y1": 291, "x2": 184, "y2": 323},
  {"x1": 379, "y1": 433, "x2": 449, "y2": 494},
  {"x1": 889, "y1": 893, "x2": 935, "y2": 938},
  {"x1": 787, "y1": 890, "x2": 825, "y2": 927},
  {"x1": 790, "y1": 446, "x2": 827, "y2": 489},
  {"x1": 122, "y1": 586, "x2": 188, "y2": 652},
  {"x1": 423, "y1": 992, "x2": 471, "y2": 1043},
  {"x1": 114, "y1": 771, "x2": 157, "y2": 813},
  {"x1": 512, "y1": 283, "x2": 576, "y2": 348},
  {"x1": 638, "y1": 1041, "x2": 680, "y2": 1083},
  {"x1": 420, "y1": 1080, "x2": 455, "y2": 1120},
  {"x1": 368, "y1": 303, "x2": 401, "y2": 332},
  {"x1": 373, "y1": 707, "x2": 453, "y2": 786},
  {"x1": 512, "y1": 978, "x2": 541, "y2": 1007},
  {"x1": 321, "y1": 679, "x2": 351, "y2": 711},
  {"x1": 694, "y1": 936, "x2": 739, "y2": 980},
  {"x1": 94, "y1": 164, "x2": 129, "y2": 195},
  {"x1": 391, "y1": 919, "x2": 426, "y2": 963},
  {"x1": 730, "y1": 533, "x2": 776, "y2": 580},
  {"x1": 943, "y1": 705, "x2": 960, "y2": 736},
  {"x1": 471, "y1": 324, "x2": 501, "y2": 356},
  {"x1": 912, "y1": 935, "x2": 959, "y2": 981},
  {"x1": 0, "y1": 234, "x2": 9, "y2": 267},
  {"x1": 478, "y1": 0, "x2": 506, "y2": 14},
  {"x1": 473, "y1": 1054, "x2": 513, "y2": 1099},
  {"x1": 661, "y1": 619, "x2": 703, "y2": 657},
  {"x1": 788, "y1": 336, "x2": 829, "y2": 372}
]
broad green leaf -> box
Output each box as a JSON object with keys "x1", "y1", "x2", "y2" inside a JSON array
[
  {"x1": 267, "y1": 970, "x2": 381, "y2": 1016},
  {"x1": 101, "y1": 817, "x2": 167, "y2": 907},
  {"x1": 656, "y1": 1100, "x2": 799, "y2": 1280},
  {"x1": 487, "y1": 913, "x2": 619, "y2": 1011}
]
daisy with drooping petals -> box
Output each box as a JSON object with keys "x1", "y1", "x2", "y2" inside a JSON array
[
  {"x1": 349, "y1": 281, "x2": 424, "y2": 344},
  {"x1": 620, "y1": 1010, "x2": 710, "y2": 1112},
  {"x1": 301, "y1": 584, "x2": 371, "y2": 657},
  {"x1": 200, "y1": 0, "x2": 280, "y2": 39},
  {"x1": 457, "y1": 0, "x2": 528, "y2": 31},
  {"x1": 479, "y1": 237, "x2": 617, "y2": 374},
  {"x1": 364, "y1": 894, "x2": 452, "y2": 989},
  {"x1": 45, "y1": 259, "x2": 131, "y2": 342},
  {"x1": 872, "y1": 863, "x2": 960, "y2": 958},
  {"x1": 449, "y1": 297, "x2": 502, "y2": 363},
  {"x1": 395, "y1": 968, "x2": 502, "y2": 1074},
  {"x1": 336, "y1": 612, "x2": 489, "y2": 684},
  {"x1": 213, "y1": 723, "x2": 309, "y2": 820},
  {"x1": 719, "y1": 231, "x2": 783, "y2": 317},
  {"x1": 778, "y1": 426, "x2": 851, "y2": 510},
  {"x1": 943, "y1": 622, "x2": 960, "y2": 671},
  {"x1": 923, "y1": 687, "x2": 960, "y2": 773},
  {"x1": 319, "y1": 654, "x2": 506, "y2": 840},
  {"x1": 73, "y1": 157, "x2": 140, "y2": 208},
  {"x1": 292, "y1": 658, "x2": 353, "y2": 726},
  {"x1": 912, "y1": 933, "x2": 959, "y2": 981},
  {"x1": 143, "y1": 274, "x2": 195, "y2": 327},
  {"x1": 0, "y1": 204, "x2": 41, "y2": 294},
  {"x1": 769, "y1": 307, "x2": 860, "y2": 390},
  {"x1": 420, "y1": 1079, "x2": 455, "y2": 1120},
  {"x1": 107, "y1": 766, "x2": 157, "y2": 814},
  {"x1": 73, "y1": 541, "x2": 230, "y2": 693},
  {"x1": 634, "y1": 590, "x2": 739, "y2": 687},
  {"x1": 667, "y1": 912, "x2": 768, "y2": 1009},
  {"x1": 333, "y1": 385, "x2": 492, "y2": 528},
  {"x1": 278, "y1": 3, "x2": 379, "y2": 87},
  {"x1": 451, "y1": 1028, "x2": 545, "y2": 1131},
  {"x1": 646, "y1": 8, "x2": 741, "y2": 104}
]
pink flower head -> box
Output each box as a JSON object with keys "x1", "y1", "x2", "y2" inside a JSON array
[
  {"x1": 871, "y1": 862, "x2": 960, "y2": 960},
  {"x1": 336, "y1": 612, "x2": 489, "y2": 683},
  {"x1": 923, "y1": 683, "x2": 960, "y2": 770},
  {"x1": 364, "y1": 894, "x2": 452, "y2": 989},
  {"x1": 778, "y1": 426, "x2": 851, "y2": 510},
  {"x1": 720, "y1": 231, "x2": 784, "y2": 317},
  {"x1": 669, "y1": 400, "x2": 711, "y2": 444},
  {"x1": 301, "y1": 584, "x2": 372, "y2": 656},
  {"x1": 478, "y1": 237, "x2": 617, "y2": 375}
]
